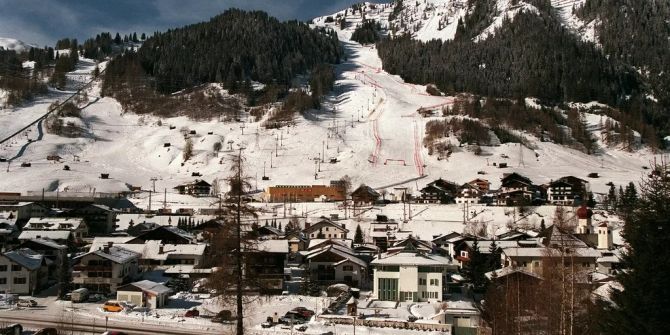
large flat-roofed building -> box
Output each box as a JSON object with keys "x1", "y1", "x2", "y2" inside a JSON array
[{"x1": 268, "y1": 182, "x2": 345, "y2": 202}]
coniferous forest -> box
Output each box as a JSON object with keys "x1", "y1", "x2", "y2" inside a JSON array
[
  {"x1": 378, "y1": 0, "x2": 669, "y2": 148},
  {"x1": 105, "y1": 9, "x2": 342, "y2": 95}
]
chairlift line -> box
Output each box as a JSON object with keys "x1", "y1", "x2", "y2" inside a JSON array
[{"x1": 0, "y1": 66, "x2": 107, "y2": 146}]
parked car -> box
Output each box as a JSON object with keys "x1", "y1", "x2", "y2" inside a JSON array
[
  {"x1": 291, "y1": 307, "x2": 315, "y2": 319},
  {"x1": 296, "y1": 325, "x2": 308, "y2": 332},
  {"x1": 280, "y1": 311, "x2": 307, "y2": 324},
  {"x1": 34, "y1": 328, "x2": 58, "y2": 335},
  {"x1": 185, "y1": 309, "x2": 200, "y2": 317},
  {"x1": 102, "y1": 301, "x2": 124, "y2": 313},
  {"x1": 17, "y1": 299, "x2": 37, "y2": 307}
]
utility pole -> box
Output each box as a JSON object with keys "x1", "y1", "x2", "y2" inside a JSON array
[
  {"x1": 150, "y1": 177, "x2": 158, "y2": 192},
  {"x1": 235, "y1": 146, "x2": 244, "y2": 335},
  {"x1": 148, "y1": 191, "x2": 152, "y2": 212},
  {"x1": 163, "y1": 188, "x2": 167, "y2": 209}
]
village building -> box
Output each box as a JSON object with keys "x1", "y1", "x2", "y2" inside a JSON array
[
  {"x1": 304, "y1": 243, "x2": 367, "y2": 287},
  {"x1": 247, "y1": 239, "x2": 289, "y2": 294},
  {"x1": 267, "y1": 181, "x2": 346, "y2": 202},
  {"x1": 468, "y1": 178, "x2": 491, "y2": 193},
  {"x1": 18, "y1": 230, "x2": 72, "y2": 246},
  {"x1": 18, "y1": 238, "x2": 67, "y2": 268},
  {"x1": 350, "y1": 185, "x2": 381, "y2": 206},
  {"x1": 173, "y1": 180, "x2": 212, "y2": 197},
  {"x1": 302, "y1": 218, "x2": 348, "y2": 240},
  {"x1": 24, "y1": 217, "x2": 88, "y2": 241},
  {"x1": 500, "y1": 225, "x2": 601, "y2": 277},
  {"x1": 371, "y1": 240, "x2": 458, "y2": 302},
  {"x1": 126, "y1": 226, "x2": 195, "y2": 244},
  {"x1": 72, "y1": 244, "x2": 140, "y2": 293},
  {"x1": 419, "y1": 179, "x2": 459, "y2": 204},
  {"x1": 496, "y1": 173, "x2": 537, "y2": 206},
  {"x1": 0, "y1": 248, "x2": 49, "y2": 295},
  {"x1": 88, "y1": 239, "x2": 207, "y2": 271},
  {"x1": 117, "y1": 280, "x2": 172, "y2": 308},
  {"x1": 455, "y1": 183, "x2": 484, "y2": 204}
]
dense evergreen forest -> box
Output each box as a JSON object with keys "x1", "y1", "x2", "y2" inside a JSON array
[
  {"x1": 102, "y1": 9, "x2": 342, "y2": 119},
  {"x1": 105, "y1": 9, "x2": 342, "y2": 95},
  {"x1": 378, "y1": 0, "x2": 667, "y2": 148},
  {"x1": 351, "y1": 20, "x2": 382, "y2": 44},
  {"x1": 0, "y1": 48, "x2": 50, "y2": 106}
]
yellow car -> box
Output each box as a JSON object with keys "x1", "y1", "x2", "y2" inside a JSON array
[{"x1": 102, "y1": 301, "x2": 124, "y2": 312}]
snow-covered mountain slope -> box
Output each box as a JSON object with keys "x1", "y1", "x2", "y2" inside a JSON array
[
  {"x1": 0, "y1": 37, "x2": 33, "y2": 52},
  {"x1": 329, "y1": 1, "x2": 595, "y2": 43},
  {"x1": 0, "y1": 11, "x2": 658, "y2": 201}
]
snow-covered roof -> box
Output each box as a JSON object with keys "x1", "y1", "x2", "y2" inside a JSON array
[
  {"x1": 89, "y1": 240, "x2": 206, "y2": 260},
  {"x1": 502, "y1": 247, "x2": 601, "y2": 258},
  {"x1": 122, "y1": 280, "x2": 172, "y2": 295},
  {"x1": 257, "y1": 239, "x2": 289, "y2": 253},
  {"x1": 18, "y1": 230, "x2": 71, "y2": 241},
  {"x1": 371, "y1": 251, "x2": 453, "y2": 266},
  {"x1": 307, "y1": 244, "x2": 367, "y2": 268},
  {"x1": 485, "y1": 267, "x2": 543, "y2": 280},
  {"x1": 25, "y1": 217, "x2": 85, "y2": 231},
  {"x1": 115, "y1": 214, "x2": 216, "y2": 232},
  {"x1": 3, "y1": 248, "x2": 45, "y2": 271},
  {"x1": 22, "y1": 238, "x2": 67, "y2": 250},
  {"x1": 84, "y1": 246, "x2": 140, "y2": 264},
  {"x1": 307, "y1": 238, "x2": 352, "y2": 250}
]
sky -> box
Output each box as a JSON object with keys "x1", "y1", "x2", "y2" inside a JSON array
[{"x1": 0, "y1": 0, "x2": 386, "y2": 46}]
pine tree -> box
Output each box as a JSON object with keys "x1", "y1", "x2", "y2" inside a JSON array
[
  {"x1": 488, "y1": 240, "x2": 501, "y2": 271},
  {"x1": 114, "y1": 33, "x2": 121, "y2": 44},
  {"x1": 465, "y1": 238, "x2": 488, "y2": 292},
  {"x1": 597, "y1": 163, "x2": 670, "y2": 334},
  {"x1": 354, "y1": 224, "x2": 364, "y2": 244}
]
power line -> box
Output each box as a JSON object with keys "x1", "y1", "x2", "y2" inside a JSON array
[{"x1": 0, "y1": 67, "x2": 107, "y2": 146}]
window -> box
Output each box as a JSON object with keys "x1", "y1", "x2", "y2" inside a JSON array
[
  {"x1": 533, "y1": 261, "x2": 540, "y2": 267},
  {"x1": 11, "y1": 265, "x2": 21, "y2": 272},
  {"x1": 419, "y1": 278, "x2": 427, "y2": 285},
  {"x1": 582, "y1": 263, "x2": 591, "y2": 268},
  {"x1": 0, "y1": 265, "x2": 6, "y2": 272},
  {"x1": 460, "y1": 251, "x2": 468, "y2": 258},
  {"x1": 430, "y1": 279, "x2": 439, "y2": 286},
  {"x1": 13, "y1": 277, "x2": 26, "y2": 284},
  {"x1": 0, "y1": 278, "x2": 5, "y2": 284},
  {"x1": 343, "y1": 265, "x2": 353, "y2": 272}
]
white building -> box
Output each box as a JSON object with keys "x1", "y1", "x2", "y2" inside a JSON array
[
  {"x1": 24, "y1": 217, "x2": 88, "y2": 240},
  {"x1": 371, "y1": 244, "x2": 457, "y2": 302},
  {"x1": 0, "y1": 248, "x2": 49, "y2": 295},
  {"x1": 88, "y1": 239, "x2": 207, "y2": 271},
  {"x1": 72, "y1": 245, "x2": 140, "y2": 293},
  {"x1": 117, "y1": 280, "x2": 171, "y2": 308}
]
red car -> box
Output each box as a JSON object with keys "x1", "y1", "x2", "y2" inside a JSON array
[
  {"x1": 291, "y1": 307, "x2": 315, "y2": 319},
  {"x1": 185, "y1": 309, "x2": 200, "y2": 317}
]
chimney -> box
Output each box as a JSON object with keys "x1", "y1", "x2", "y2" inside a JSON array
[
  {"x1": 104, "y1": 241, "x2": 113, "y2": 253},
  {"x1": 341, "y1": 223, "x2": 346, "y2": 230},
  {"x1": 305, "y1": 221, "x2": 311, "y2": 230},
  {"x1": 159, "y1": 245, "x2": 164, "y2": 254}
]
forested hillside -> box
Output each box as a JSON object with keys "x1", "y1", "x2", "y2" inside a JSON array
[
  {"x1": 105, "y1": 9, "x2": 341, "y2": 95},
  {"x1": 377, "y1": 0, "x2": 667, "y2": 148},
  {"x1": 577, "y1": 0, "x2": 670, "y2": 134}
]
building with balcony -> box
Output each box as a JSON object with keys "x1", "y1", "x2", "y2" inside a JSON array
[
  {"x1": 72, "y1": 244, "x2": 140, "y2": 293},
  {"x1": 371, "y1": 242, "x2": 457, "y2": 302}
]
